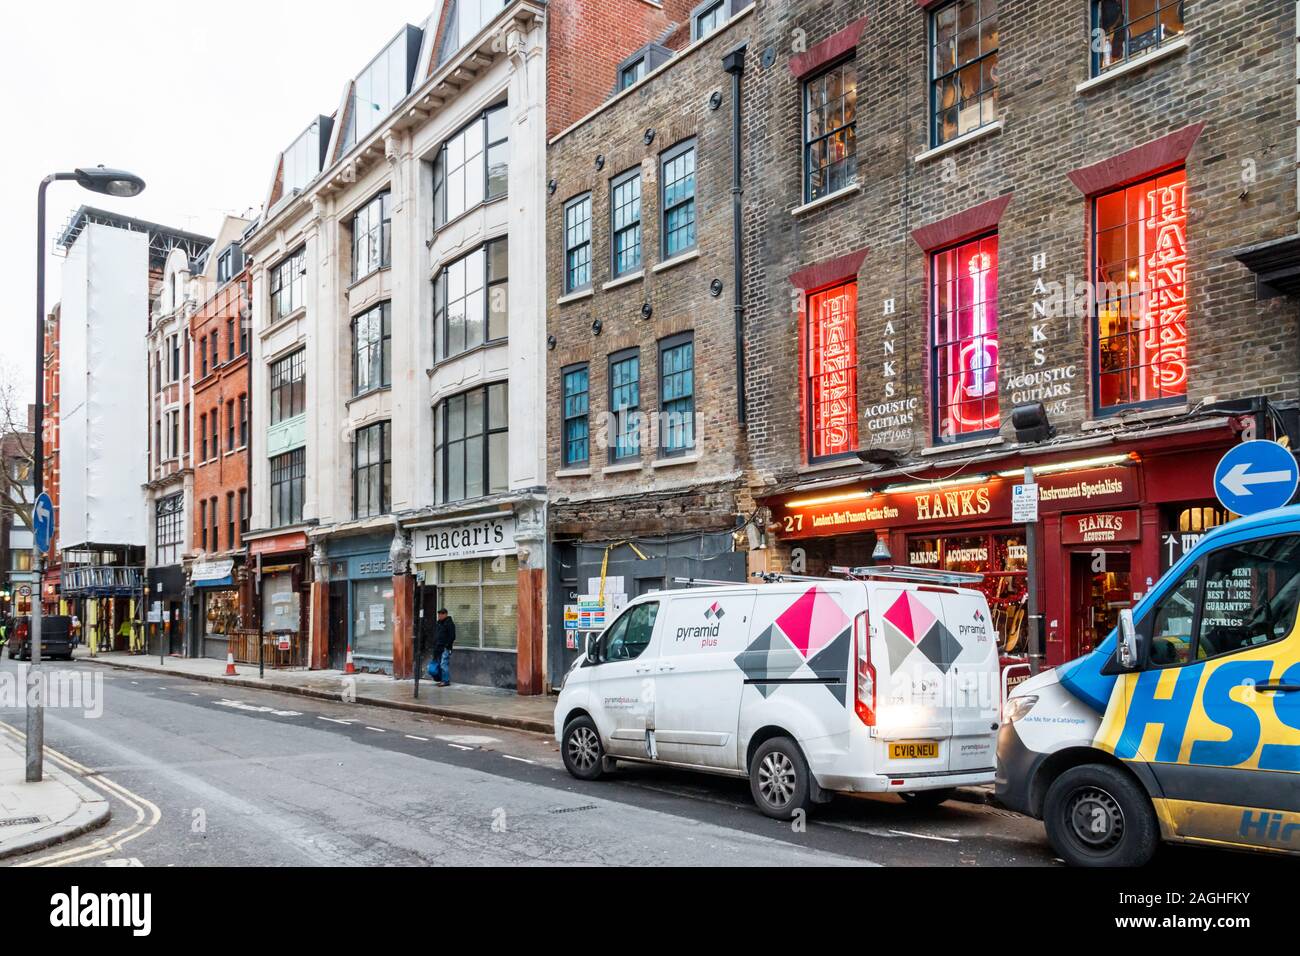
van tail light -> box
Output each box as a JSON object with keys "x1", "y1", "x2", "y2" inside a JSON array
[{"x1": 853, "y1": 610, "x2": 876, "y2": 727}]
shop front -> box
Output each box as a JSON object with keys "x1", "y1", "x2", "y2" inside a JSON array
[
  {"x1": 767, "y1": 427, "x2": 1240, "y2": 666},
  {"x1": 409, "y1": 511, "x2": 524, "y2": 691},
  {"x1": 190, "y1": 559, "x2": 241, "y2": 661},
  {"x1": 324, "y1": 533, "x2": 397, "y2": 674},
  {"x1": 247, "y1": 530, "x2": 311, "y2": 669},
  {"x1": 146, "y1": 565, "x2": 186, "y2": 656}
]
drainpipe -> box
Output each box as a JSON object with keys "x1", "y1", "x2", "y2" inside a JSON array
[{"x1": 723, "y1": 45, "x2": 748, "y2": 424}]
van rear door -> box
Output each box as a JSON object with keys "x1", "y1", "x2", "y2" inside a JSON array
[
  {"x1": 869, "y1": 584, "x2": 952, "y2": 776},
  {"x1": 939, "y1": 590, "x2": 1001, "y2": 773}
]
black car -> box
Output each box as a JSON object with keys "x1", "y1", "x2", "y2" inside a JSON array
[{"x1": 7, "y1": 616, "x2": 75, "y2": 661}]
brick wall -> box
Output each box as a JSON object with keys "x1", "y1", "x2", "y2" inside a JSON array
[
  {"x1": 741, "y1": 0, "x2": 1300, "y2": 490},
  {"x1": 546, "y1": 6, "x2": 757, "y2": 536}
]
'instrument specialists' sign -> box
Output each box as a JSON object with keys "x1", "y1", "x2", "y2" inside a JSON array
[{"x1": 413, "y1": 515, "x2": 515, "y2": 562}]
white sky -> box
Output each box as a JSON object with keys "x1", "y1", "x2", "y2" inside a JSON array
[{"x1": 0, "y1": 0, "x2": 438, "y2": 405}]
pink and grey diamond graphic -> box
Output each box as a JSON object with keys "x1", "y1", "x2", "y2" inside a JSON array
[
  {"x1": 882, "y1": 591, "x2": 962, "y2": 675},
  {"x1": 735, "y1": 587, "x2": 851, "y2": 705},
  {"x1": 704, "y1": 602, "x2": 726, "y2": 621},
  {"x1": 776, "y1": 586, "x2": 850, "y2": 659}
]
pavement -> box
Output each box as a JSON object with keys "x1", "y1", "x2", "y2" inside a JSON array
[
  {"x1": 0, "y1": 731, "x2": 110, "y2": 860},
  {"x1": 74, "y1": 648, "x2": 556, "y2": 733}
]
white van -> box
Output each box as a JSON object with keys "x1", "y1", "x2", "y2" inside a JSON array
[{"x1": 554, "y1": 568, "x2": 1002, "y2": 818}]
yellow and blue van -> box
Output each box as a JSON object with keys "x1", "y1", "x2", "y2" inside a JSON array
[{"x1": 997, "y1": 506, "x2": 1300, "y2": 866}]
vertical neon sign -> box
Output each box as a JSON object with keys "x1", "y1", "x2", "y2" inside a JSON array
[
  {"x1": 1142, "y1": 173, "x2": 1188, "y2": 399},
  {"x1": 808, "y1": 283, "x2": 858, "y2": 459},
  {"x1": 934, "y1": 235, "x2": 1000, "y2": 440}
]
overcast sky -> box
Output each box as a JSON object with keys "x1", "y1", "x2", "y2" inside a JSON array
[{"x1": 0, "y1": 0, "x2": 438, "y2": 406}]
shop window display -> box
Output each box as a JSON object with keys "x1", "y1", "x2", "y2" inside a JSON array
[{"x1": 908, "y1": 531, "x2": 1027, "y2": 651}]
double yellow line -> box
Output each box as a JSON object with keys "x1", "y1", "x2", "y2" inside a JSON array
[{"x1": 0, "y1": 721, "x2": 161, "y2": 867}]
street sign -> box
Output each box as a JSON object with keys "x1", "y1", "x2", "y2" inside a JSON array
[
  {"x1": 32, "y1": 492, "x2": 54, "y2": 555},
  {"x1": 1214, "y1": 440, "x2": 1299, "y2": 517},
  {"x1": 1012, "y1": 483, "x2": 1039, "y2": 523}
]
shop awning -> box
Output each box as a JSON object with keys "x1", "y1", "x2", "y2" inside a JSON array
[
  {"x1": 1234, "y1": 234, "x2": 1300, "y2": 299},
  {"x1": 191, "y1": 559, "x2": 235, "y2": 589}
]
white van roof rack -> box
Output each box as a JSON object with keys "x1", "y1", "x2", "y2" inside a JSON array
[
  {"x1": 831, "y1": 565, "x2": 985, "y2": 585},
  {"x1": 672, "y1": 577, "x2": 754, "y2": 588}
]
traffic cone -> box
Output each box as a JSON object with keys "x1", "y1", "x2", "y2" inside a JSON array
[
  {"x1": 344, "y1": 639, "x2": 356, "y2": 675},
  {"x1": 224, "y1": 650, "x2": 238, "y2": 676}
]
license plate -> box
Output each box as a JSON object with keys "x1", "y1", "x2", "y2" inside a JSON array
[{"x1": 889, "y1": 741, "x2": 939, "y2": 760}]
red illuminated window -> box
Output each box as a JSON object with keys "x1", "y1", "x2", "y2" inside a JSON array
[
  {"x1": 806, "y1": 282, "x2": 859, "y2": 461},
  {"x1": 932, "y1": 234, "x2": 1000, "y2": 442},
  {"x1": 1094, "y1": 168, "x2": 1187, "y2": 412}
]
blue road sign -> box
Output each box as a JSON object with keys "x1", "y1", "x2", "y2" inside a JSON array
[
  {"x1": 32, "y1": 492, "x2": 54, "y2": 555},
  {"x1": 1213, "y1": 440, "x2": 1299, "y2": 517}
]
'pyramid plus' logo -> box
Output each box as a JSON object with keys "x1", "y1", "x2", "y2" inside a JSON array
[{"x1": 677, "y1": 603, "x2": 724, "y2": 645}]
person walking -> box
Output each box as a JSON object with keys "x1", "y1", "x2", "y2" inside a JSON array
[{"x1": 430, "y1": 608, "x2": 456, "y2": 687}]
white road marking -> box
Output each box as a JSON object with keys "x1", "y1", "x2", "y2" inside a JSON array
[
  {"x1": 101, "y1": 858, "x2": 143, "y2": 867},
  {"x1": 502, "y1": 755, "x2": 534, "y2": 764},
  {"x1": 365, "y1": 727, "x2": 386, "y2": 733},
  {"x1": 213, "y1": 699, "x2": 302, "y2": 718},
  {"x1": 816, "y1": 821, "x2": 956, "y2": 842},
  {"x1": 405, "y1": 735, "x2": 429, "y2": 742},
  {"x1": 317, "y1": 717, "x2": 352, "y2": 725},
  {"x1": 447, "y1": 744, "x2": 473, "y2": 751},
  {"x1": 889, "y1": 828, "x2": 959, "y2": 844},
  {"x1": 435, "y1": 734, "x2": 500, "y2": 746}
]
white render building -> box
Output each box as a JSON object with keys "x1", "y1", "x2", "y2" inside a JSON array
[{"x1": 243, "y1": 0, "x2": 548, "y2": 690}]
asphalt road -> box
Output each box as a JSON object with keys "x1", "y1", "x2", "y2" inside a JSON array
[{"x1": 0, "y1": 656, "x2": 1265, "y2": 868}]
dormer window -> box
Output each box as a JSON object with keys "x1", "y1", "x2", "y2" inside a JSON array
[
  {"x1": 619, "y1": 57, "x2": 645, "y2": 91},
  {"x1": 692, "y1": 0, "x2": 726, "y2": 40},
  {"x1": 344, "y1": 26, "x2": 421, "y2": 151}
]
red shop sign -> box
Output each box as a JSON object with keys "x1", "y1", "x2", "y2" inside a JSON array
[
  {"x1": 249, "y1": 531, "x2": 309, "y2": 556},
  {"x1": 1061, "y1": 509, "x2": 1141, "y2": 546},
  {"x1": 775, "y1": 466, "x2": 1138, "y2": 540},
  {"x1": 807, "y1": 283, "x2": 858, "y2": 459}
]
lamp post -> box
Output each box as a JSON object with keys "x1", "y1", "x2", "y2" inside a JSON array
[{"x1": 30, "y1": 167, "x2": 145, "y2": 783}]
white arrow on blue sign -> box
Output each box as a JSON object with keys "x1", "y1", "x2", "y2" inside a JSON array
[
  {"x1": 32, "y1": 492, "x2": 54, "y2": 555},
  {"x1": 1213, "y1": 440, "x2": 1299, "y2": 517}
]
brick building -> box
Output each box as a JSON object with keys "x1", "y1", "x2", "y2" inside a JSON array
[
  {"x1": 545, "y1": 1, "x2": 757, "y2": 679},
  {"x1": 1, "y1": 413, "x2": 35, "y2": 619},
  {"x1": 188, "y1": 219, "x2": 254, "y2": 661},
  {"x1": 737, "y1": 0, "x2": 1300, "y2": 665}
]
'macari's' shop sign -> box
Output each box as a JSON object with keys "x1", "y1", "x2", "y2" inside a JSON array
[{"x1": 775, "y1": 466, "x2": 1136, "y2": 539}]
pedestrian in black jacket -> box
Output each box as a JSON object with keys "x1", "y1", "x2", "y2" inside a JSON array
[{"x1": 430, "y1": 609, "x2": 455, "y2": 686}]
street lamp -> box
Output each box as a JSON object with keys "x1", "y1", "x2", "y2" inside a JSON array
[{"x1": 29, "y1": 167, "x2": 145, "y2": 783}]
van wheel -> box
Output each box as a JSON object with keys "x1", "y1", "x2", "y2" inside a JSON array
[
  {"x1": 899, "y1": 788, "x2": 956, "y2": 808},
  {"x1": 561, "y1": 717, "x2": 607, "y2": 782},
  {"x1": 749, "y1": 737, "x2": 812, "y2": 820},
  {"x1": 1043, "y1": 764, "x2": 1159, "y2": 867}
]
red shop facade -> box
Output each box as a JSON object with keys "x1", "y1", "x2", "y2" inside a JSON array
[{"x1": 765, "y1": 425, "x2": 1239, "y2": 667}]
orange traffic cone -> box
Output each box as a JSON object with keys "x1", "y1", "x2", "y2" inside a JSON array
[
  {"x1": 344, "y1": 640, "x2": 356, "y2": 675},
  {"x1": 224, "y1": 650, "x2": 238, "y2": 676}
]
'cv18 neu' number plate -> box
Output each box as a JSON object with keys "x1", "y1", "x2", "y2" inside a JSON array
[{"x1": 888, "y1": 741, "x2": 939, "y2": 760}]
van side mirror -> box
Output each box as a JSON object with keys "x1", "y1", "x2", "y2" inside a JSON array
[
  {"x1": 585, "y1": 633, "x2": 601, "y2": 665},
  {"x1": 1117, "y1": 609, "x2": 1139, "y2": 671}
]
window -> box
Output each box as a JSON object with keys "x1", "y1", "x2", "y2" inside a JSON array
[
  {"x1": 226, "y1": 319, "x2": 236, "y2": 361},
  {"x1": 439, "y1": 0, "x2": 510, "y2": 64},
  {"x1": 239, "y1": 313, "x2": 249, "y2": 355},
  {"x1": 434, "y1": 383, "x2": 509, "y2": 504},
  {"x1": 239, "y1": 488, "x2": 249, "y2": 535},
  {"x1": 200, "y1": 337, "x2": 208, "y2": 377},
  {"x1": 169, "y1": 410, "x2": 180, "y2": 460},
  {"x1": 609, "y1": 350, "x2": 641, "y2": 462},
  {"x1": 562, "y1": 365, "x2": 590, "y2": 467},
  {"x1": 600, "y1": 602, "x2": 660, "y2": 662},
  {"x1": 155, "y1": 494, "x2": 183, "y2": 566},
  {"x1": 209, "y1": 410, "x2": 218, "y2": 461},
  {"x1": 154, "y1": 352, "x2": 162, "y2": 392},
  {"x1": 239, "y1": 394, "x2": 248, "y2": 448},
  {"x1": 564, "y1": 194, "x2": 592, "y2": 293},
  {"x1": 216, "y1": 245, "x2": 241, "y2": 285},
  {"x1": 1093, "y1": 168, "x2": 1188, "y2": 413},
  {"x1": 660, "y1": 142, "x2": 697, "y2": 258},
  {"x1": 804, "y1": 60, "x2": 858, "y2": 202},
  {"x1": 933, "y1": 233, "x2": 1000, "y2": 442},
  {"x1": 344, "y1": 29, "x2": 416, "y2": 149},
  {"x1": 433, "y1": 555, "x2": 518, "y2": 650},
  {"x1": 1093, "y1": 0, "x2": 1184, "y2": 75},
  {"x1": 930, "y1": 0, "x2": 998, "y2": 148},
  {"x1": 226, "y1": 492, "x2": 236, "y2": 549},
  {"x1": 351, "y1": 190, "x2": 392, "y2": 281},
  {"x1": 184, "y1": 403, "x2": 190, "y2": 455},
  {"x1": 692, "y1": 0, "x2": 725, "y2": 40},
  {"x1": 226, "y1": 399, "x2": 235, "y2": 452},
  {"x1": 199, "y1": 499, "x2": 207, "y2": 551},
  {"x1": 611, "y1": 170, "x2": 642, "y2": 277},
  {"x1": 270, "y1": 248, "x2": 305, "y2": 321},
  {"x1": 434, "y1": 239, "x2": 508, "y2": 361},
  {"x1": 433, "y1": 104, "x2": 508, "y2": 229},
  {"x1": 353, "y1": 421, "x2": 392, "y2": 519},
  {"x1": 1148, "y1": 535, "x2": 1300, "y2": 668},
  {"x1": 200, "y1": 413, "x2": 208, "y2": 460},
  {"x1": 169, "y1": 335, "x2": 181, "y2": 381},
  {"x1": 619, "y1": 57, "x2": 645, "y2": 91},
  {"x1": 210, "y1": 496, "x2": 218, "y2": 551},
  {"x1": 354, "y1": 301, "x2": 392, "y2": 394},
  {"x1": 282, "y1": 120, "x2": 326, "y2": 196},
  {"x1": 270, "y1": 448, "x2": 305, "y2": 528},
  {"x1": 806, "y1": 281, "x2": 858, "y2": 461},
  {"x1": 270, "y1": 349, "x2": 307, "y2": 424},
  {"x1": 210, "y1": 331, "x2": 219, "y2": 369},
  {"x1": 659, "y1": 333, "x2": 695, "y2": 456}
]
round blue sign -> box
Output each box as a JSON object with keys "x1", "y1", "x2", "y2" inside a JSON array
[{"x1": 1213, "y1": 440, "x2": 1299, "y2": 517}]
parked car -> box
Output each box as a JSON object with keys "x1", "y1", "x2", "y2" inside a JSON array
[
  {"x1": 7, "y1": 616, "x2": 75, "y2": 661},
  {"x1": 998, "y1": 505, "x2": 1300, "y2": 866},
  {"x1": 555, "y1": 568, "x2": 1002, "y2": 819}
]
